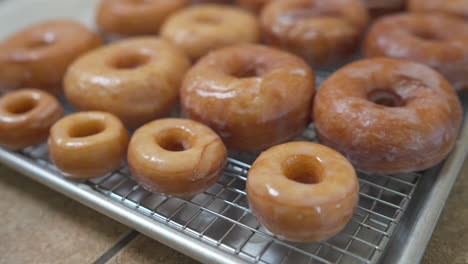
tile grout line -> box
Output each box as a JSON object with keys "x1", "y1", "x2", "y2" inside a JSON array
[{"x1": 92, "y1": 230, "x2": 140, "y2": 264}]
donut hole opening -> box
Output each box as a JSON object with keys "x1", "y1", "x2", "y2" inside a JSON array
[
  {"x1": 195, "y1": 14, "x2": 222, "y2": 25},
  {"x1": 5, "y1": 97, "x2": 37, "y2": 114},
  {"x1": 284, "y1": 4, "x2": 342, "y2": 21},
  {"x1": 282, "y1": 155, "x2": 324, "y2": 184},
  {"x1": 230, "y1": 66, "x2": 261, "y2": 79},
  {"x1": 156, "y1": 128, "x2": 192, "y2": 152},
  {"x1": 68, "y1": 120, "x2": 106, "y2": 138},
  {"x1": 112, "y1": 53, "x2": 150, "y2": 70},
  {"x1": 412, "y1": 30, "x2": 442, "y2": 42},
  {"x1": 368, "y1": 90, "x2": 404, "y2": 107}
]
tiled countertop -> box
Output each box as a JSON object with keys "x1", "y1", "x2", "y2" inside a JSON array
[{"x1": 0, "y1": 160, "x2": 466, "y2": 264}]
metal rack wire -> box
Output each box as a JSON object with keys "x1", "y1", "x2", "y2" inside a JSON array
[{"x1": 19, "y1": 121, "x2": 423, "y2": 264}]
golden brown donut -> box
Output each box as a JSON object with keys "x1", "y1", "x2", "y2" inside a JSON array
[
  {"x1": 64, "y1": 37, "x2": 190, "y2": 129},
  {"x1": 260, "y1": 0, "x2": 369, "y2": 67},
  {"x1": 313, "y1": 58, "x2": 463, "y2": 174},
  {"x1": 236, "y1": 0, "x2": 271, "y2": 13},
  {"x1": 49, "y1": 111, "x2": 129, "y2": 179},
  {"x1": 161, "y1": 5, "x2": 260, "y2": 60},
  {"x1": 364, "y1": 13, "x2": 468, "y2": 92},
  {"x1": 181, "y1": 44, "x2": 315, "y2": 152},
  {"x1": 128, "y1": 118, "x2": 227, "y2": 197},
  {"x1": 0, "y1": 20, "x2": 101, "y2": 94},
  {"x1": 362, "y1": 0, "x2": 406, "y2": 18},
  {"x1": 96, "y1": 0, "x2": 187, "y2": 37},
  {"x1": 247, "y1": 141, "x2": 359, "y2": 242},
  {"x1": 0, "y1": 89, "x2": 63, "y2": 150},
  {"x1": 408, "y1": 0, "x2": 468, "y2": 21}
]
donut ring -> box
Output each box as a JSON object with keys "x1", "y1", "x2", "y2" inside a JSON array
[
  {"x1": 364, "y1": 13, "x2": 468, "y2": 92},
  {"x1": 48, "y1": 111, "x2": 129, "y2": 179},
  {"x1": 161, "y1": 5, "x2": 260, "y2": 60},
  {"x1": 181, "y1": 44, "x2": 315, "y2": 152},
  {"x1": 236, "y1": 0, "x2": 271, "y2": 13},
  {"x1": 128, "y1": 118, "x2": 227, "y2": 197},
  {"x1": 260, "y1": 0, "x2": 369, "y2": 67},
  {"x1": 0, "y1": 20, "x2": 101, "y2": 94},
  {"x1": 0, "y1": 89, "x2": 63, "y2": 150},
  {"x1": 64, "y1": 37, "x2": 190, "y2": 129},
  {"x1": 313, "y1": 58, "x2": 463, "y2": 174},
  {"x1": 408, "y1": 0, "x2": 468, "y2": 21},
  {"x1": 96, "y1": 0, "x2": 187, "y2": 37},
  {"x1": 247, "y1": 141, "x2": 359, "y2": 242}
]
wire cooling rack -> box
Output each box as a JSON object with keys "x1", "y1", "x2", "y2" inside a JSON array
[{"x1": 17, "y1": 119, "x2": 423, "y2": 264}]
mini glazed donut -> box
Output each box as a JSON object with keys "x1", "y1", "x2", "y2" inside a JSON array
[
  {"x1": 64, "y1": 37, "x2": 190, "y2": 129},
  {"x1": 96, "y1": 0, "x2": 187, "y2": 37},
  {"x1": 260, "y1": 0, "x2": 369, "y2": 67},
  {"x1": 128, "y1": 118, "x2": 227, "y2": 197},
  {"x1": 408, "y1": 0, "x2": 468, "y2": 21},
  {"x1": 247, "y1": 142, "x2": 359, "y2": 242},
  {"x1": 161, "y1": 5, "x2": 260, "y2": 60},
  {"x1": 313, "y1": 58, "x2": 463, "y2": 174},
  {"x1": 181, "y1": 44, "x2": 315, "y2": 152},
  {"x1": 0, "y1": 20, "x2": 101, "y2": 94},
  {"x1": 364, "y1": 13, "x2": 468, "y2": 92},
  {"x1": 0, "y1": 89, "x2": 63, "y2": 150},
  {"x1": 362, "y1": 0, "x2": 406, "y2": 17},
  {"x1": 236, "y1": 0, "x2": 271, "y2": 13},
  {"x1": 49, "y1": 111, "x2": 129, "y2": 179}
]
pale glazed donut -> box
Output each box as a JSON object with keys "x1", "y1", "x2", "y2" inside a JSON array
[
  {"x1": 128, "y1": 118, "x2": 227, "y2": 197},
  {"x1": 0, "y1": 20, "x2": 101, "y2": 94},
  {"x1": 247, "y1": 141, "x2": 359, "y2": 242},
  {"x1": 49, "y1": 111, "x2": 129, "y2": 179},
  {"x1": 181, "y1": 44, "x2": 315, "y2": 152},
  {"x1": 364, "y1": 13, "x2": 468, "y2": 92},
  {"x1": 161, "y1": 5, "x2": 260, "y2": 60},
  {"x1": 260, "y1": 0, "x2": 369, "y2": 67},
  {"x1": 362, "y1": 0, "x2": 406, "y2": 17},
  {"x1": 313, "y1": 58, "x2": 463, "y2": 174},
  {"x1": 236, "y1": 0, "x2": 271, "y2": 13},
  {"x1": 408, "y1": 0, "x2": 468, "y2": 21},
  {"x1": 0, "y1": 89, "x2": 63, "y2": 150},
  {"x1": 64, "y1": 37, "x2": 190, "y2": 129},
  {"x1": 96, "y1": 0, "x2": 187, "y2": 37}
]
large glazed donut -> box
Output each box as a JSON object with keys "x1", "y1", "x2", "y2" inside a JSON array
[
  {"x1": 364, "y1": 13, "x2": 468, "y2": 92},
  {"x1": 313, "y1": 58, "x2": 463, "y2": 174},
  {"x1": 0, "y1": 89, "x2": 63, "y2": 150},
  {"x1": 0, "y1": 20, "x2": 101, "y2": 94},
  {"x1": 408, "y1": 0, "x2": 468, "y2": 21},
  {"x1": 49, "y1": 111, "x2": 129, "y2": 179},
  {"x1": 161, "y1": 5, "x2": 260, "y2": 60},
  {"x1": 236, "y1": 0, "x2": 271, "y2": 13},
  {"x1": 64, "y1": 37, "x2": 190, "y2": 129},
  {"x1": 181, "y1": 44, "x2": 315, "y2": 152},
  {"x1": 247, "y1": 142, "x2": 359, "y2": 242},
  {"x1": 260, "y1": 0, "x2": 369, "y2": 67},
  {"x1": 128, "y1": 118, "x2": 227, "y2": 197},
  {"x1": 96, "y1": 0, "x2": 187, "y2": 37}
]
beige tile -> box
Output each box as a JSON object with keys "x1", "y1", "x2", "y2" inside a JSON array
[
  {"x1": 422, "y1": 160, "x2": 468, "y2": 264},
  {"x1": 108, "y1": 234, "x2": 200, "y2": 264},
  {"x1": 0, "y1": 165, "x2": 131, "y2": 264}
]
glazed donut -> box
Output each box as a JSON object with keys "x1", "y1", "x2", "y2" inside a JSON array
[
  {"x1": 64, "y1": 37, "x2": 190, "y2": 129},
  {"x1": 260, "y1": 0, "x2": 369, "y2": 67},
  {"x1": 236, "y1": 0, "x2": 271, "y2": 13},
  {"x1": 96, "y1": 0, "x2": 187, "y2": 37},
  {"x1": 313, "y1": 58, "x2": 463, "y2": 174},
  {"x1": 364, "y1": 13, "x2": 468, "y2": 92},
  {"x1": 0, "y1": 20, "x2": 101, "y2": 94},
  {"x1": 49, "y1": 111, "x2": 129, "y2": 179},
  {"x1": 247, "y1": 141, "x2": 359, "y2": 242},
  {"x1": 0, "y1": 89, "x2": 63, "y2": 150},
  {"x1": 408, "y1": 0, "x2": 468, "y2": 21},
  {"x1": 128, "y1": 118, "x2": 227, "y2": 197},
  {"x1": 161, "y1": 5, "x2": 260, "y2": 60},
  {"x1": 362, "y1": 0, "x2": 406, "y2": 18},
  {"x1": 181, "y1": 44, "x2": 315, "y2": 152}
]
